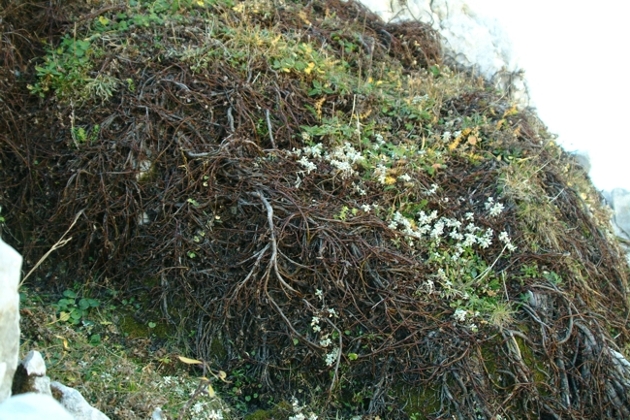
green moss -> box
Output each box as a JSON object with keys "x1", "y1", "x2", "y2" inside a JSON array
[
  {"x1": 118, "y1": 310, "x2": 172, "y2": 339},
  {"x1": 244, "y1": 400, "x2": 291, "y2": 420}
]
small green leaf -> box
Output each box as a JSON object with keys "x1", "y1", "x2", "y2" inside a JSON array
[
  {"x1": 79, "y1": 298, "x2": 90, "y2": 310},
  {"x1": 292, "y1": 338, "x2": 299, "y2": 345},
  {"x1": 348, "y1": 352, "x2": 358, "y2": 361},
  {"x1": 148, "y1": 322, "x2": 157, "y2": 329},
  {"x1": 63, "y1": 290, "x2": 77, "y2": 298}
]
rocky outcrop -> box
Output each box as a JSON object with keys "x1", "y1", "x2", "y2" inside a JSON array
[
  {"x1": 12, "y1": 351, "x2": 52, "y2": 396},
  {"x1": 0, "y1": 350, "x2": 110, "y2": 420},
  {"x1": 51, "y1": 382, "x2": 110, "y2": 420},
  {"x1": 0, "y1": 238, "x2": 22, "y2": 403},
  {"x1": 0, "y1": 393, "x2": 74, "y2": 420},
  {"x1": 358, "y1": 0, "x2": 529, "y2": 107},
  {"x1": 604, "y1": 188, "x2": 630, "y2": 261}
]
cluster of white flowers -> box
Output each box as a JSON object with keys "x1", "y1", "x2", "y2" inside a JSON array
[
  {"x1": 424, "y1": 183, "x2": 439, "y2": 196},
  {"x1": 297, "y1": 156, "x2": 317, "y2": 174},
  {"x1": 373, "y1": 163, "x2": 387, "y2": 184},
  {"x1": 327, "y1": 143, "x2": 363, "y2": 179},
  {"x1": 353, "y1": 182, "x2": 367, "y2": 196},
  {"x1": 292, "y1": 142, "x2": 364, "y2": 180},
  {"x1": 398, "y1": 173, "x2": 412, "y2": 183},
  {"x1": 311, "y1": 316, "x2": 321, "y2": 333},
  {"x1": 387, "y1": 209, "x2": 496, "y2": 250},
  {"x1": 310, "y1": 297, "x2": 341, "y2": 368},
  {"x1": 288, "y1": 398, "x2": 318, "y2": 420},
  {"x1": 452, "y1": 308, "x2": 467, "y2": 322},
  {"x1": 319, "y1": 335, "x2": 332, "y2": 347},
  {"x1": 452, "y1": 308, "x2": 479, "y2": 331},
  {"x1": 191, "y1": 402, "x2": 223, "y2": 419},
  {"x1": 485, "y1": 197, "x2": 505, "y2": 218},
  {"x1": 498, "y1": 231, "x2": 517, "y2": 252},
  {"x1": 324, "y1": 346, "x2": 340, "y2": 367},
  {"x1": 208, "y1": 410, "x2": 224, "y2": 420}
]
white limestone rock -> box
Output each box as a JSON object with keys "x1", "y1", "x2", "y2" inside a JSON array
[
  {"x1": 51, "y1": 381, "x2": 110, "y2": 420},
  {"x1": 0, "y1": 392, "x2": 74, "y2": 420},
  {"x1": 0, "y1": 238, "x2": 22, "y2": 403},
  {"x1": 12, "y1": 351, "x2": 52, "y2": 396},
  {"x1": 605, "y1": 189, "x2": 630, "y2": 240},
  {"x1": 357, "y1": 0, "x2": 529, "y2": 107}
]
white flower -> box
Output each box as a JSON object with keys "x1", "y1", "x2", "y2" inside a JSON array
[
  {"x1": 324, "y1": 347, "x2": 340, "y2": 366},
  {"x1": 442, "y1": 131, "x2": 452, "y2": 141},
  {"x1": 485, "y1": 197, "x2": 505, "y2": 217},
  {"x1": 424, "y1": 183, "x2": 439, "y2": 196},
  {"x1": 208, "y1": 410, "x2": 224, "y2": 420},
  {"x1": 329, "y1": 159, "x2": 355, "y2": 179},
  {"x1": 315, "y1": 289, "x2": 323, "y2": 300},
  {"x1": 465, "y1": 212, "x2": 474, "y2": 221},
  {"x1": 499, "y1": 232, "x2": 517, "y2": 251},
  {"x1": 374, "y1": 164, "x2": 387, "y2": 184},
  {"x1": 453, "y1": 308, "x2": 467, "y2": 322},
  {"x1": 477, "y1": 228, "x2": 493, "y2": 248},
  {"x1": 463, "y1": 233, "x2": 477, "y2": 247},
  {"x1": 398, "y1": 173, "x2": 412, "y2": 182},
  {"x1": 361, "y1": 204, "x2": 371, "y2": 212},
  {"x1": 311, "y1": 316, "x2": 321, "y2": 332},
  {"x1": 319, "y1": 337, "x2": 332, "y2": 347},
  {"x1": 430, "y1": 219, "x2": 445, "y2": 239},
  {"x1": 374, "y1": 133, "x2": 385, "y2": 144},
  {"x1": 297, "y1": 156, "x2": 317, "y2": 174}
]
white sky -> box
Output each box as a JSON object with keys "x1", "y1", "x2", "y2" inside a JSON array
[{"x1": 467, "y1": 0, "x2": 630, "y2": 191}]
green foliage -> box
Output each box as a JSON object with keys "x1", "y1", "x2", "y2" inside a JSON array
[
  {"x1": 28, "y1": 35, "x2": 94, "y2": 100},
  {"x1": 53, "y1": 289, "x2": 100, "y2": 325},
  {"x1": 71, "y1": 124, "x2": 100, "y2": 146}
]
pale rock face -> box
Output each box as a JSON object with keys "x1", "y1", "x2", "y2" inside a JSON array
[
  {"x1": 0, "y1": 393, "x2": 74, "y2": 420},
  {"x1": 51, "y1": 382, "x2": 111, "y2": 420},
  {"x1": 12, "y1": 351, "x2": 52, "y2": 396},
  {"x1": 605, "y1": 189, "x2": 630, "y2": 244},
  {"x1": 0, "y1": 238, "x2": 22, "y2": 403},
  {"x1": 357, "y1": 0, "x2": 529, "y2": 107}
]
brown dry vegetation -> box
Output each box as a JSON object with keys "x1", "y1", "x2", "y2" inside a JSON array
[{"x1": 2, "y1": 1, "x2": 630, "y2": 419}]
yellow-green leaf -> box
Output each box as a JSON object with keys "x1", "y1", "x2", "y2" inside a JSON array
[
  {"x1": 59, "y1": 311, "x2": 70, "y2": 322},
  {"x1": 207, "y1": 384, "x2": 215, "y2": 398},
  {"x1": 177, "y1": 355, "x2": 203, "y2": 365},
  {"x1": 98, "y1": 16, "x2": 109, "y2": 26}
]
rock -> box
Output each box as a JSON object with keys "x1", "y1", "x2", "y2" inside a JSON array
[
  {"x1": 358, "y1": 0, "x2": 529, "y2": 107},
  {"x1": 605, "y1": 189, "x2": 630, "y2": 240},
  {"x1": 151, "y1": 407, "x2": 164, "y2": 420},
  {"x1": 0, "y1": 392, "x2": 74, "y2": 420},
  {"x1": 0, "y1": 238, "x2": 22, "y2": 403},
  {"x1": 11, "y1": 350, "x2": 52, "y2": 396},
  {"x1": 51, "y1": 381, "x2": 111, "y2": 420},
  {"x1": 571, "y1": 150, "x2": 591, "y2": 173}
]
